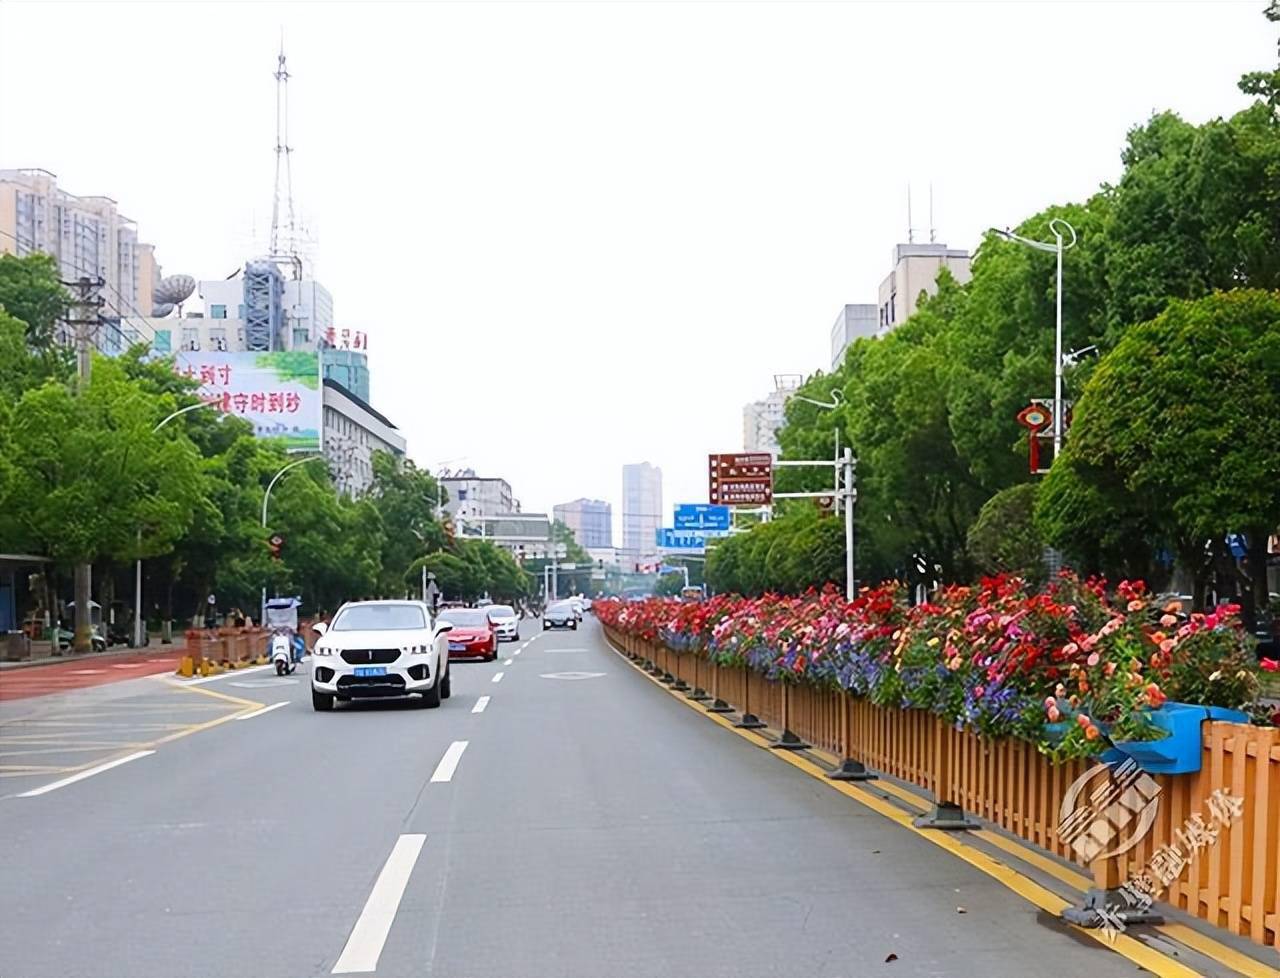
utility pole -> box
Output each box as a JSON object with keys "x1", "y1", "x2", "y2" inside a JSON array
[{"x1": 64, "y1": 276, "x2": 104, "y2": 653}]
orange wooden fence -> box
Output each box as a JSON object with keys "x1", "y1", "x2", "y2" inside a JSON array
[{"x1": 607, "y1": 628, "x2": 1280, "y2": 953}]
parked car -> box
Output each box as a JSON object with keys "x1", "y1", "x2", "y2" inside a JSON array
[
  {"x1": 486, "y1": 604, "x2": 520, "y2": 642},
  {"x1": 438, "y1": 607, "x2": 499, "y2": 660},
  {"x1": 543, "y1": 601, "x2": 578, "y2": 630},
  {"x1": 309, "y1": 600, "x2": 451, "y2": 711}
]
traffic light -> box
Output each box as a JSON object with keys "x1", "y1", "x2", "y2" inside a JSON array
[{"x1": 268, "y1": 534, "x2": 284, "y2": 559}]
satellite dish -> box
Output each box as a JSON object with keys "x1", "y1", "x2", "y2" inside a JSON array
[
  {"x1": 154, "y1": 274, "x2": 196, "y2": 306},
  {"x1": 150, "y1": 301, "x2": 175, "y2": 318}
]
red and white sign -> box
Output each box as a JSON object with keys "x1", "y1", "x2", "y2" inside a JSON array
[{"x1": 709, "y1": 453, "x2": 773, "y2": 506}]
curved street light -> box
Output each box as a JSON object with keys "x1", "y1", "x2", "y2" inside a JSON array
[
  {"x1": 134, "y1": 400, "x2": 220, "y2": 647},
  {"x1": 260, "y1": 455, "x2": 327, "y2": 625},
  {"x1": 990, "y1": 218, "x2": 1077, "y2": 459},
  {"x1": 791, "y1": 388, "x2": 845, "y2": 411}
]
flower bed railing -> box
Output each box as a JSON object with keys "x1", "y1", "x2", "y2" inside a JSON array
[{"x1": 597, "y1": 576, "x2": 1280, "y2": 952}]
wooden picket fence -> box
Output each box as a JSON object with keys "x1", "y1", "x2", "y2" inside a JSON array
[{"x1": 610, "y1": 628, "x2": 1280, "y2": 953}]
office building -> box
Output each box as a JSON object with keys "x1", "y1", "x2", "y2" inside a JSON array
[
  {"x1": 322, "y1": 379, "x2": 406, "y2": 496},
  {"x1": 0, "y1": 168, "x2": 162, "y2": 345},
  {"x1": 830, "y1": 303, "x2": 878, "y2": 370},
  {"x1": 440, "y1": 470, "x2": 520, "y2": 522},
  {"x1": 622, "y1": 462, "x2": 662, "y2": 558},
  {"x1": 877, "y1": 241, "x2": 971, "y2": 334},
  {"x1": 554, "y1": 499, "x2": 613, "y2": 549},
  {"x1": 743, "y1": 374, "x2": 801, "y2": 456}
]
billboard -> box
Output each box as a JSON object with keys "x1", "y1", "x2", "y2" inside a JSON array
[
  {"x1": 673, "y1": 503, "x2": 731, "y2": 531},
  {"x1": 177, "y1": 351, "x2": 321, "y2": 452}
]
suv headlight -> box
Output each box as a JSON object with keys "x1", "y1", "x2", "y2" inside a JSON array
[{"x1": 314, "y1": 645, "x2": 333, "y2": 656}]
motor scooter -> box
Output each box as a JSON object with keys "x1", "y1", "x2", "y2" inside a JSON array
[{"x1": 264, "y1": 596, "x2": 305, "y2": 676}]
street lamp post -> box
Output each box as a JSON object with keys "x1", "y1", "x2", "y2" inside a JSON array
[
  {"x1": 990, "y1": 219, "x2": 1077, "y2": 459},
  {"x1": 261, "y1": 455, "x2": 326, "y2": 625},
  {"x1": 135, "y1": 401, "x2": 218, "y2": 647}
]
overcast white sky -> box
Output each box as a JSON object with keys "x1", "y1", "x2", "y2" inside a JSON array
[{"x1": 0, "y1": 1, "x2": 1273, "y2": 542}]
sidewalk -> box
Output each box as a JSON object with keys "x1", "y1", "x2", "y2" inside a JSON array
[
  {"x1": 0, "y1": 642, "x2": 193, "y2": 702},
  {"x1": 0, "y1": 637, "x2": 189, "y2": 672}
]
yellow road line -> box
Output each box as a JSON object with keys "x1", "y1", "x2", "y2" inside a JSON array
[
  {"x1": 607, "y1": 639, "x2": 1206, "y2": 978},
  {"x1": 162, "y1": 680, "x2": 262, "y2": 710},
  {"x1": 1158, "y1": 924, "x2": 1280, "y2": 978}
]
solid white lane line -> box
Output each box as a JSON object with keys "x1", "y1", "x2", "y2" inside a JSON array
[
  {"x1": 18, "y1": 750, "x2": 155, "y2": 797},
  {"x1": 471, "y1": 696, "x2": 490, "y2": 714},
  {"x1": 491, "y1": 671, "x2": 504, "y2": 684},
  {"x1": 503, "y1": 659, "x2": 513, "y2": 666},
  {"x1": 331, "y1": 834, "x2": 427, "y2": 974},
  {"x1": 430, "y1": 740, "x2": 469, "y2": 783},
  {"x1": 235, "y1": 701, "x2": 289, "y2": 720}
]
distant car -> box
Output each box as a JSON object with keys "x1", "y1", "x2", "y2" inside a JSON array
[
  {"x1": 486, "y1": 604, "x2": 520, "y2": 642},
  {"x1": 543, "y1": 601, "x2": 578, "y2": 630},
  {"x1": 438, "y1": 607, "x2": 499, "y2": 661},
  {"x1": 310, "y1": 600, "x2": 452, "y2": 711}
]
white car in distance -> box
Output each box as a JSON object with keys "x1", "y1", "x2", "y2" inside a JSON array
[
  {"x1": 486, "y1": 604, "x2": 520, "y2": 642},
  {"x1": 310, "y1": 600, "x2": 452, "y2": 711}
]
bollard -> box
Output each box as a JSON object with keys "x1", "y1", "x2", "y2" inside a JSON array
[{"x1": 828, "y1": 695, "x2": 877, "y2": 780}]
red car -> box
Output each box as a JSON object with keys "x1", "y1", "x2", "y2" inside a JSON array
[{"x1": 437, "y1": 607, "x2": 498, "y2": 661}]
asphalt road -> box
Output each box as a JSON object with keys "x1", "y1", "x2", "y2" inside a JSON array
[{"x1": 0, "y1": 617, "x2": 1148, "y2": 978}]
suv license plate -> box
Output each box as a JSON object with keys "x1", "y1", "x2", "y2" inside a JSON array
[{"x1": 354, "y1": 666, "x2": 386, "y2": 677}]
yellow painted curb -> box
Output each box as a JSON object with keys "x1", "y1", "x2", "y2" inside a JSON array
[{"x1": 605, "y1": 638, "x2": 1210, "y2": 978}]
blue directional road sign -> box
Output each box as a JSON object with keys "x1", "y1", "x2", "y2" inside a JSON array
[
  {"x1": 673, "y1": 504, "x2": 731, "y2": 531},
  {"x1": 656, "y1": 527, "x2": 728, "y2": 551}
]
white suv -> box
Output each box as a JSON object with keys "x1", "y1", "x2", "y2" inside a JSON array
[{"x1": 310, "y1": 600, "x2": 452, "y2": 711}]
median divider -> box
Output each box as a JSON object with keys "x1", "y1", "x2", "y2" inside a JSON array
[
  {"x1": 175, "y1": 626, "x2": 268, "y2": 677},
  {"x1": 605, "y1": 626, "x2": 1280, "y2": 958}
]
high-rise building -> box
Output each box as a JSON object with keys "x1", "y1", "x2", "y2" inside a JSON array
[
  {"x1": 321, "y1": 379, "x2": 406, "y2": 496},
  {"x1": 0, "y1": 168, "x2": 162, "y2": 346},
  {"x1": 622, "y1": 463, "x2": 662, "y2": 559},
  {"x1": 553, "y1": 499, "x2": 613, "y2": 549},
  {"x1": 877, "y1": 241, "x2": 971, "y2": 334},
  {"x1": 830, "y1": 303, "x2": 878, "y2": 370},
  {"x1": 743, "y1": 374, "x2": 801, "y2": 456},
  {"x1": 440, "y1": 470, "x2": 520, "y2": 522}
]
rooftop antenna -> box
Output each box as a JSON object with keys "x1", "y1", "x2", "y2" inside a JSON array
[
  {"x1": 929, "y1": 183, "x2": 936, "y2": 243},
  {"x1": 270, "y1": 36, "x2": 298, "y2": 273},
  {"x1": 907, "y1": 185, "x2": 914, "y2": 244}
]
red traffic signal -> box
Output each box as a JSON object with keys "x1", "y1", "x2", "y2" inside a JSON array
[{"x1": 268, "y1": 534, "x2": 284, "y2": 559}]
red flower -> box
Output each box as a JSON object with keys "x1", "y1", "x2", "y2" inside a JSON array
[{"x1": 1261, "y1": 657, "x2": 1279, "y2": 673}]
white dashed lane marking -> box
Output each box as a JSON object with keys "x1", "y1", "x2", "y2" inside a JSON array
[
  {"x1": 430, "y1": 741, "x2": 469, "y2": 783},
  {"x1": 491, "y1": 672, "x2": 504, "y2": 684},
  {"x1": 331, "y1": 834, "x2": 426, "y2": 974},
  {"x1": 471, "y1": 696, "x2": 490, "y2": 714}
]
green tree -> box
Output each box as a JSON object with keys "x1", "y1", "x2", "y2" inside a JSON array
[
  {"x1": 365, "y1": 452, "x2": 447, "y2": 595},
  {"x1": 965, "y1": 483, "x2": 1046, "y2": 584},
  {"x1": 0, "y1": 253, "x2": 68, "y2": 347},
  {"x1": 1037, "y1": 290, "x2": 1280, "y2": 619},
  {"x1": 654, "y1": 572, "x2": 685, "y2": 597}
]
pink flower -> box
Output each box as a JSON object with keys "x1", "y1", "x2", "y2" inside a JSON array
[
  {"x1": 1160, "y1": 614, "x2": 1177, "y2": 628},
  {"x1": 1044, "y1": 696, "x2": 1055, "y2": 709},
  {"x1": 974, "y1": 685, "x2": 985, "y2": 698},
  {"x1": 1159, "y1": 638, "x2": 1175, "y2": 654},
  {"x1": 1061, "y1": 642, "x2": 1079, "y2": 656},
  {"x1": 1127, "y1": 600, "x2": 1145, "y2": 612},
  {"x1": 1047, "y1": 705, "x2": 1061, "y2": 722},
  {"x1": 1261, "y1": 658, "x2": 1279, "y2": 673},
  {"x1": 1086, "y1": 652, "x2": 1100, "y2": 667}
]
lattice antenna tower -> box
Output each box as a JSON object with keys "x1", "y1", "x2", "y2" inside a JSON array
[{"x1": 270, "y1": 39, "x2": 298, "y2": 270}]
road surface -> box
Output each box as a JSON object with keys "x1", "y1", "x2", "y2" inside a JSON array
[{"x1": 0, "y1": 618, "x2": 1236, "y2": 977}]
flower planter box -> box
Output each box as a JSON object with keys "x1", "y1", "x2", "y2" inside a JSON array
[{"x1": 1107, "y1": 702, "x2": 1250, "y2": 774}]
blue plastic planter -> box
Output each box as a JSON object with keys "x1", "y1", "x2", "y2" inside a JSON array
[{"x1": 1107, "y1": 702, "x2": 1250, "y2": 775}]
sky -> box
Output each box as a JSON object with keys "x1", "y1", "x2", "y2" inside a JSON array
[{"x1": 0, "y1": 0, "x2": 1273, "y2": 545}]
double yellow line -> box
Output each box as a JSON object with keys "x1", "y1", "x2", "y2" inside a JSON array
[{"x1": 607, "y1": 638, "x2": 1278, "y2": 978}]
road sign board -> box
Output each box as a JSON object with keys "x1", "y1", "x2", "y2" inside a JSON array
[
  {"x1": 708, "y1": 453, "x2": 773, "y2": 506},
  {"x1": 559, "y1": 563, "x2": 578, "y2": 570},
  {"x1": 673, "y1": 503, "x2": 731, "y2": 530},
  {"x1": 656, "y1": 527, "x2": 727, "y2": 550}
]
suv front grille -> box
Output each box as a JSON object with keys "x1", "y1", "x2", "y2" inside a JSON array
[{"x1": 340, "y1": 649, "x2": 401, "y2": 665}]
